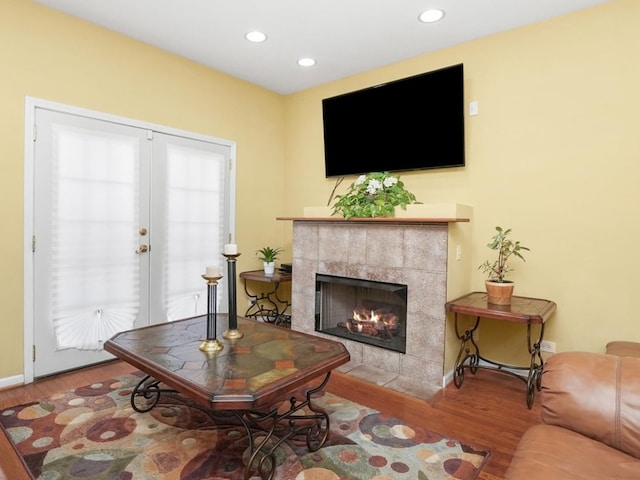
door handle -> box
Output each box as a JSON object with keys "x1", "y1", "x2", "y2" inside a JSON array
[{"x1": 135, "y1": 244, "x2": 149, "y2": 254}]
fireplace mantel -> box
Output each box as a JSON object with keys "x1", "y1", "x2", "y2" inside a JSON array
[
  {"x1": 277, "y1": 217, "x2": 469, "y2": 224},
  {"x1": 279, "y1": 203, "x2": 471, "y2": 224}
]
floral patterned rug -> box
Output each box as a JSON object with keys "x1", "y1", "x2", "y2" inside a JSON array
[{"x1": 0, "y1": 373, "x2": 489, "y2": 479}]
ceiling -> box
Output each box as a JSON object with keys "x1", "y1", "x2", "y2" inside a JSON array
[{"x1": 35, "y1": 0, "x2": 611, "y2": 95}]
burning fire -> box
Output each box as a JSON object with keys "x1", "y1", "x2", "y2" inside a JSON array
[
  {"x1": 353, "y1": 309, "x2": 377, "y2": 323},
  {"x1": 353, "y1": 308, "x2": 398, "y2": 325},
  {"x1": 347, "y1": 307, "x2": 399, "y2": 336}
]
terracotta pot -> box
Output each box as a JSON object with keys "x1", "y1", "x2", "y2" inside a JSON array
[{"x1": 485, "y1": 280, "x2": 515, "y2": 305}]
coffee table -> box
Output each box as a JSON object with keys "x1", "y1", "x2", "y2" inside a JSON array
[{"x1": 104, "y1": 315, "x2": 350, "y2": 479}]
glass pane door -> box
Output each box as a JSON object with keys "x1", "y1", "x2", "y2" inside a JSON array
[
  {"x1": 150, "y1": 133, "x2": 231, "y2": 326},
  {"x1": 33, "y1": 108, "x2": 151, "y2": 376}
]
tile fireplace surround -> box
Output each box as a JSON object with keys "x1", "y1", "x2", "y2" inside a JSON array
[{"x1": 280, "y1": 214, "x2": 471, "y2": 398}]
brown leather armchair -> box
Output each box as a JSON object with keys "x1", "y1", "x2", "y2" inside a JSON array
[{"x1": 505, "y1": 351, "x2": 640, "y2": 479}]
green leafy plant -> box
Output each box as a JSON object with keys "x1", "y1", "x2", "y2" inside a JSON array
[
  {"x1": 331, "y1": 172, "x2": 417, "y2": 219},
  {"x1": 478, "y1": 226, "x2": 530, "y2": 283},
  {"x1": 256, "y1": 246, "x2": 282, "y2": 263}
]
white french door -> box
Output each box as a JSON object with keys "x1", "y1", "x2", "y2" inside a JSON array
[
  {"x1": 149, "y1": 133, "x2": 231, "y2": 324},
  {"x1": 28, "y1": 101, "x2": 233, "y2": 378}
]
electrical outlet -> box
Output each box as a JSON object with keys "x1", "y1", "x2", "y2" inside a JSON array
[{"x1": 539, "y1": 340, "x2": 556, "y2": 353}]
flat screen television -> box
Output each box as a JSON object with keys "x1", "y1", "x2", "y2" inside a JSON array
[{"x1": 322, "y1": 63, "x2": 465, "y2": 178}]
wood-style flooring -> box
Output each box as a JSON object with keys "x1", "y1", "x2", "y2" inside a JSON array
[{"x1": 0, "y1": 360, "x2": 540, "y2": 480}]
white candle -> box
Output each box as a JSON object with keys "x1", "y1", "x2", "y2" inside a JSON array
[
  {"x1": 224, "y1": 243, "x2": 238, "y2": 255},
  {"x1": 205, "y1": 265, "x2": 219, "y2": 277}
]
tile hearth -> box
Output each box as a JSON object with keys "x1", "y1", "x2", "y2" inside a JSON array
[{"x1": 337, "y1": 363, "x2": 442, "y2": 399}]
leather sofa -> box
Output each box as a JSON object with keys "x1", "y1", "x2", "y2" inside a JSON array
[{"x1": 505, "y1": 351, "x2": 640, "y2": 479}]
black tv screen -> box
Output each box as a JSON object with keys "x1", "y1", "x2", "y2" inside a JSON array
[{"x1": 322, "y1": 63, "x2": 465, "y2": 178}]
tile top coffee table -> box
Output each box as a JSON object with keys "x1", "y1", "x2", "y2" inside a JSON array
[{"x1": 105, "y1": 315, "x2": 350, "y2": 479}]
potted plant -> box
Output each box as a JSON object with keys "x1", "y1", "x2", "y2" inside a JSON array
[
  {"x1": 331, "y1": 172, "x2": 417, "y2": 219},
  {"x1": 478, "y1": 226, "x2": 530, "y2": 305},
  {"x1": 256, "y1": 246, "x2": 283, "y2": 276}
]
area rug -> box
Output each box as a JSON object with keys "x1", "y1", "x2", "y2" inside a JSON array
[{"x1": 0, "y1": 373, "x2": 490, "y2": 479}]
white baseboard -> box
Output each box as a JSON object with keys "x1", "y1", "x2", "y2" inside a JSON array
[
  {"x1": 0, "y1": 374, "x2": 24, "y2": 390},
  {"x1": 442, "y1": 368, "x2": 454, "y2": 387}
]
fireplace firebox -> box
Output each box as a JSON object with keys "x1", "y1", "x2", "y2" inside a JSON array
[{"x1": 315, "y1": 274, "x2": 407, "y2": 353}]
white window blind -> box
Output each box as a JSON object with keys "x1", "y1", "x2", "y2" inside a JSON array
[
  {"x1": 163, "y1": 142, "x2": 227, "y2": 321},
  {"x1": 51, "y1": 124, "x2": 140, "y2": 350}
]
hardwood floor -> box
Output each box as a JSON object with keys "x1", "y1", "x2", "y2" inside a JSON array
[{"x1": 0, "y1": 360, "x2": 540, "y2": 480}]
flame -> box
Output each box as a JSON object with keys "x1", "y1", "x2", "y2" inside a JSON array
[{"x1": 352, "y1": 309, "x2": 379, "y2": 323}]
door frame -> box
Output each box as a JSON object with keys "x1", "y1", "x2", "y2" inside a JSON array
[{"x1": 23, "y1": 96, "x2": 237, "y2": 383}]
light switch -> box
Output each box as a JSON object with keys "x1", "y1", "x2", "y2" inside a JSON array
[{"x1": 469, "y1": 101, "x2": 478, "y2": 116}]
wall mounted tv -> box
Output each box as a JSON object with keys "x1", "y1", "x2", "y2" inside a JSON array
[{"x1": 322, "y1": 63, "x2": 465, "y2": 178}]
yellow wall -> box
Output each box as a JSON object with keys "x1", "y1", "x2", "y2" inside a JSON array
[
  {"x1": 3, "y1": 0, "x2": 639, "y2": 380},
  {"x1": 283, "y1": 0, "x2": 640, "y2": 365},
  {"x1": 0, "y1": 0, "x2": 287, "y2": 378}
]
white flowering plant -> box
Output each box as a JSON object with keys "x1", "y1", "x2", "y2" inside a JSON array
[{"x1": 331, "y1": 172, "x2": 417, "y2": 219}]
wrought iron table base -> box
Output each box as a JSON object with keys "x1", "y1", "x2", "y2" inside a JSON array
[
  {"x1": 130, "y1": 375, "x2": 178, "y2": 413},
  {"x1": 242, "y1": 272, "x2": 292, "y2": 327},
  {"x1": 129, "y1": 372, "x2": 331, "y2": 480},
  {"x1": 453, "y1": 315, "x2": 545, "y2": 409}
]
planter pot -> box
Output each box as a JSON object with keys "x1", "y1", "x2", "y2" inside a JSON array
[
  {"x1": 263, "y1": 262, "x2": 275, "y2": 276},
  {"x1": 485, "y1": 280, "x2": 515, "y2": 305}
]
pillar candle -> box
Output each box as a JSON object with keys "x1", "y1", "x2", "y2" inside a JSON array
[
  {"x1": 206, "y1": 265, "x2": 219, "y2": 277},
  {"x1": 227, "y1": 257, "x2": 238, "y2": 330},
  {"x1": 224, "y1": 243, "x2": 238, "y2": 255}
]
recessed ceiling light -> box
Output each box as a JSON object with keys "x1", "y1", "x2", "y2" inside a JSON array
[
  {"x1": 419, "y1": 9, "x2": 445, "y2": 23},
  {"x1": 297, "y1": 58, "x2": 316, "y2": 67},
  {"x1": 245, "y1": 31, "x2": 267, "y2": 43}
]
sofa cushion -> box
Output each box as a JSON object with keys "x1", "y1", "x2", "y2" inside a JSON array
[
  {"x1": 606, "y1": 341, "x2": 640, "y2": 358},
  {"x1": 541, "y1": 351, "x2": 640, "y2": 459},
  {"x1": 505, "y1": 424, "x2": 640, "y2": 479}
]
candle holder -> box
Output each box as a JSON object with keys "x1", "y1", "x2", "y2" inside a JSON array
[
  {"x1": 222, "y1": 252, "x2": 244, "y2": 340},
  {"x1": 200, "y1": 274, "x2": 224, "y2": 353}
]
